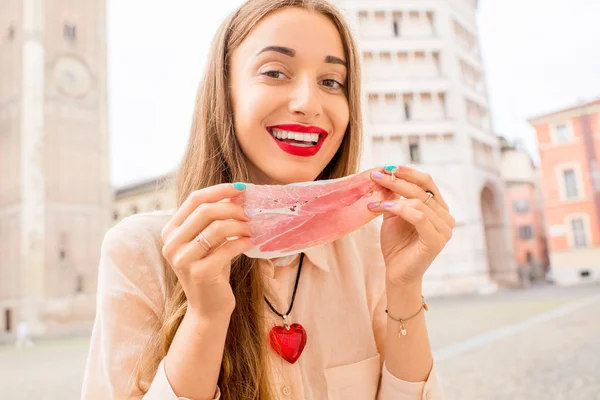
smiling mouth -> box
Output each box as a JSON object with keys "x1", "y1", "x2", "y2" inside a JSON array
[{"x1": 269, "y1": 128, "x2": 321, "y2": 147}]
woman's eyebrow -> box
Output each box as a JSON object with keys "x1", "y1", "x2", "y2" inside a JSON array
[
  {"x1": 257, "y1": 46, "x2": 347, "y2": 67},
  {"x1": 325, "y1": 55, "x2": 346, "y2": 67},
  {"x1": 257, "y1": 46, "x2": 296, "y2": 57}
]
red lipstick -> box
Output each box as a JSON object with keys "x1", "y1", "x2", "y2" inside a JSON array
[{"x1": 266, "y1": 124, "x2": 328, "y2": 157}]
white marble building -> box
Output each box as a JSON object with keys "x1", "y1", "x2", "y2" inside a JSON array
[{"x1": 334, "y1": 0, "x2": 519, "y2": 294}]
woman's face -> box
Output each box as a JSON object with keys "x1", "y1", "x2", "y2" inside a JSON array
[{"x1": 230, "y1": 8, "x2": 349, "y2": 184}]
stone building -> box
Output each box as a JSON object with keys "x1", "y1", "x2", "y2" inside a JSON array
[
  {"x1": 529, "y1": 99, "x2": 600, "y2": 285},
  {"x1": 332, "y1": 0, "x2": 518, "y2": 293},
  {"x1": 499, "y1": 137, "x2": 550, "y2": 285},
  {"x1": 0, "y1": 0, "x2": 110, "y2": 336},
  {"x1": 112, "y1": 173, "x2": 176, "y2": 226}
]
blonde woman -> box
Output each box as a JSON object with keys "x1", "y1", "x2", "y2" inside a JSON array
[{"x1": 81, "y1": 0, "x2": 454, "y2": 399}]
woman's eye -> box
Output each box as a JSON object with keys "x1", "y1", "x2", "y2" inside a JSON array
[
  {"x1": 322, "y1": 78, "x2": 344, "y2": 89},
  {"x1": 262, "y1": 70, "x2": 286, "y2": 79}
]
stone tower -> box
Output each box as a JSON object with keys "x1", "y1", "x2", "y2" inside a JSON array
[{"x1": 0, "y1": 0, "x2": 110, "y2": 335}]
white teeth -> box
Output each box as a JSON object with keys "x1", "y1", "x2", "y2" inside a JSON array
[{"x1": 271, "y1": 129, "x2": 320, "y2": 143}]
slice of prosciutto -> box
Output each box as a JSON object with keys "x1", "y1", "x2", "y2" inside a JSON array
[{"x1": 234, "y1": 169, "x2": 394, "y2": 258}]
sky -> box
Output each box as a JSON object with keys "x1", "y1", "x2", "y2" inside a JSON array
[{"x1": 107, "y1": 0, "x2": 600, "y2": 188}]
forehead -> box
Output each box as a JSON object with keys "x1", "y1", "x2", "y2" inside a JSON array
[{"x1": 236, "y1": 7, "x2": 346, "y2": 61}]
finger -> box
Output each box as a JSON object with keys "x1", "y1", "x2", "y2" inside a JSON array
[
  {"x1": 380, "y1": 165, "x2": 449, "y2": 211},
  {"x1": 371, "y1": 171, "x2": 439, "y2": 209},
  {"x1": 162, "y1": 182, "x2": 247, "y2": 239},
  {"x1": 195, "y1": 237, "x2": 254, "y2": 278},
  {"x1": 173, "y1": 220, "x2": 253, "y2": 268},
  {"x1": 370, "y1": 171, "x2": 454, "y2": 228},
  {"x1": 186, "y1": 237, "x2": 255, "y2": 284},
  {"x1": 368, "y1": 199, "x2": 453, "y2": 240},
  {"x1": 162, "y1": 202, "x2": 250, "y2": 260},
  {"x1": 386, "y1": 201, "x2": 442, "y2": 247},
  {"x1": 179, "y1": 202, "x2": 250, "y2": 244}
]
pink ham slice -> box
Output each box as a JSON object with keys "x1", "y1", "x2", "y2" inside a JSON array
[{"x1": 234, "y1": 169, "x2": 394, "y2": 258}]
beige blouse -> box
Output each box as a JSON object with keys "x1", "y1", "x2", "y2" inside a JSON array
[{"x1": 81, "y1": 210, "x2": 444, "y2": 399}]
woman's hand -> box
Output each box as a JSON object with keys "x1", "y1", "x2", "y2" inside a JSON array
[
  {"x1": 367, "y1": 166, "x2": 455, "y2": 288},
  {"x1": 161, "y1": 183, "x2": 254, "y2": 320}
]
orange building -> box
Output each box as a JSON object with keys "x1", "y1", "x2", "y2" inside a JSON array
[
  {"x1": 499, "y1": 138, "x2": 550, "y2": 285},
  {"x1": 529, "y1": 99, "x2": 600, "y2": 285}
]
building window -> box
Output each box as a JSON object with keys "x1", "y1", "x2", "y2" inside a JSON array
[
  {"x1": 404, "y1": 103, "x2": 411, "y2": 120},
  {"x1": 59, "y1": 233, "x2": 67, "y2": 261},
  {"x1": 113, "y1": 211, "x2": 119, "y2": 221},
  {"x1": 131, "y1": 205, "x2": 139, "y2": 215},
  {"x1": 426, "y1": 11, "x2": 435, "y2": 35},
  {"x1": 4, "y1": 309, "x2": 11, "y2": 333},
  {"x1": 553, "y1": 123, "x2": 570, "y2": 144},
  {"x1": 513, "y1": 199, "x2": 530, "y2": 213},
  {"x1": 358, "y1": 11, "x2": 368, "y2": 19},
  {"x1": 563, "y1": 169, "x2": 579, "y2": 199},
  {"x1": 76, "y1": 274, "x2": 84, "y2": 293},
  {"x1": 518, "y1": 225, "x2": 534, "y2": 240},
  {"x1": 393, "y1": 20, "x2": 400, "y2": 36},
  {"x1": 8, "y1": 24, "x2": 15, "y2": 40},
  {"x1": 384, "y1": 93, "x2": 396, "y2": 102},
  {"x1": 571, "y1": 218, "x2": 588, "y2": 248},
  {"x1": 374, "y1": 11, "x2": 385, "y2": 20},
  {"x1": 409, "y1": 141, "x2": 421, "y2": 163},
  {"x1": 64, "y1": 24, "x2": 76, "y2": 41}
]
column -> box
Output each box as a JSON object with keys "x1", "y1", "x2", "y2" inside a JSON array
[{"x1": 20, "y1": 0, "x2": 47, "y2": 334}]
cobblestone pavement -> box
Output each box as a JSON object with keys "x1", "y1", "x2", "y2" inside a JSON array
[
  {"x1": 1, "y1": 283, "x2": 598, "y2": 400},
  {"x1": 428, "y1": 284, "x2": 600, "y2": 400}
]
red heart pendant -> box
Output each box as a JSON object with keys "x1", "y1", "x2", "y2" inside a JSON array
[{"x1": 268, "y1": 323, "x2": 307, "y2": 364}]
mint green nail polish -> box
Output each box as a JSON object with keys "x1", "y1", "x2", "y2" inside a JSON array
[
  {"x1": 233, "y1": 182, "x2": 246, "y2": 190},
  {"x1": 384, "y1": 165, "x2": 397, "y2": 171}
]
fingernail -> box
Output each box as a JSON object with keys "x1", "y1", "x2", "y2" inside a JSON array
[
  {"x1": 382, "y1": 201, "x2": 395, "y2": 208},
  {"x1": 383, "y1": 165, "x2": 397, "y2": 171},
  {"x1": 397, "y1": 166, "x2": 411, "y2": 172},
  {"x1": 367, "y1": 201, "x2": 380, "y2": 209},
  {"x1": 233, "y1": 182, "x2": 246, "y2": 190},
  {"x1": 371, "y1": 171, "x2": 385, "y2": 179}
]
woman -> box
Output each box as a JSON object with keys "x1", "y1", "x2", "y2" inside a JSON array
[{"x1": 81, "y1": 0, "x2": 454, "y2": 399}]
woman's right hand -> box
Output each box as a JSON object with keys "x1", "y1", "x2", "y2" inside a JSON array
[{"x1": 161, "y1": 183, "x2": 253, "y2": 320}]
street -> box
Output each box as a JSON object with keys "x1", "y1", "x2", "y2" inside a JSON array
[{"x1": 1, "y1": 283, "x2": 599, "y2": 400}]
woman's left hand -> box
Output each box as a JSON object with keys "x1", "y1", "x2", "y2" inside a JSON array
[{"x1": 367, "y1": 165, "x2": 455, "y2": 288}]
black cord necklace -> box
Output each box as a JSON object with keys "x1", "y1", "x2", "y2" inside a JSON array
[
  {"x1": 263, "y1": 252, "x2": 304, "y2": 329},
  {"x1": 264, "y1": 252, "x2": 307, "y2": 364}
]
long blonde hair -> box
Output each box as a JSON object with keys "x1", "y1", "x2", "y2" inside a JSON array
[{"x1": 133, "y1": 1, "x2": 363, "y2": 398}]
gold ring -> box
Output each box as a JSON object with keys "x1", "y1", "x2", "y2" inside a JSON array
[
  {"x1": 195, "y1": 232, "x2": 212, "y2": 252},
  {"x1": 424, "y1": 191, "x2": 434, "y2": 205}
]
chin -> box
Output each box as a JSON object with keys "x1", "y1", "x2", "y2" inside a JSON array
[{"x1": 263, "y1": 167, "x2": 322, "y2": 185}]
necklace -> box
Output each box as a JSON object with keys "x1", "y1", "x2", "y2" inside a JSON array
[{"x1": 264, "y1": 253, "x2": 307, "y2": 364}]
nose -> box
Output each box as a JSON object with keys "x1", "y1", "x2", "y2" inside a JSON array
[{"x1": 288, "y1": 76, "x2": 323, "y2": 119}]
